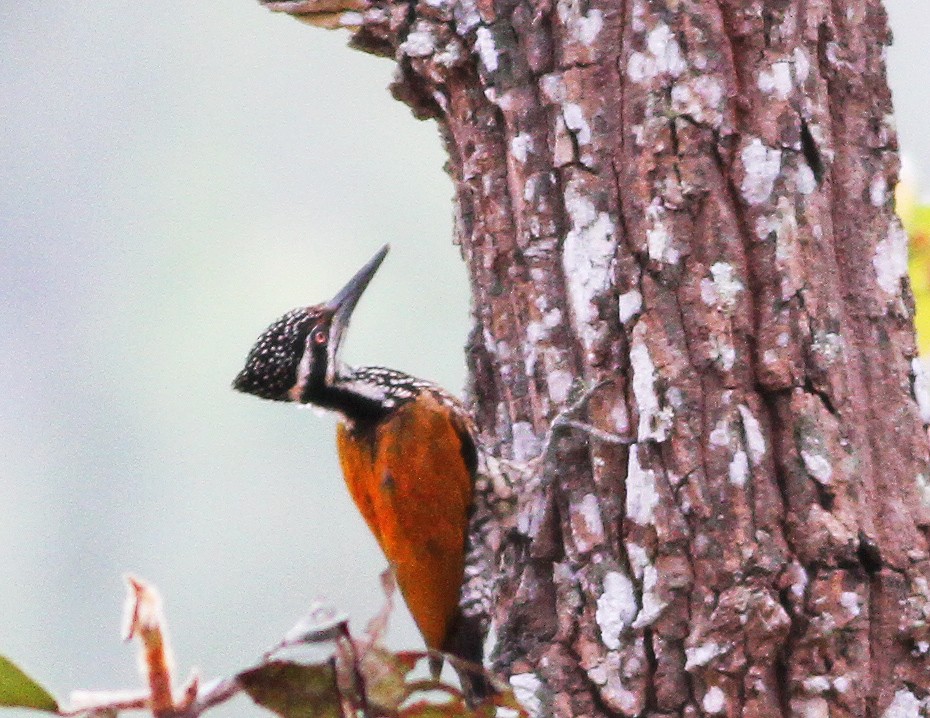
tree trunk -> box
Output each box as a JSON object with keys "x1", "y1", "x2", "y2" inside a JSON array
[{"x1": 265, "y1": 0, "x2": 930, "y2": 715}]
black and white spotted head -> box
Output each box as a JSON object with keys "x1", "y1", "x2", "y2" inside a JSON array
[
  {"x1": 232, "y1": 305, "x2": 325, "y2": 401},
  {"x1": 233, "y1": 245, "x2": 389, "y2": 404}
]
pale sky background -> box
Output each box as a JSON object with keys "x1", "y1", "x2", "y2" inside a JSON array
[{"x1": 1, "y1": 2, "x2": 927, "y2": 715}]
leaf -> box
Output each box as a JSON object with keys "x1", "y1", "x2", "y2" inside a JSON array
[
  {"x1": 399, "y1": 699, "x2": 470, "y2": 718},
  {"x1": 238, "y1": 661, "x2": 342, "y2": 718},
  {"x1": 901, "y1": 178, "x2": 930, "y2": 356},
  {"x1": 357, "y1": 646, "x2": 419, "y2": 712},
  {"x1": 0, "y1": 655, "x2": 58, "y2": 712},
  {"x1": 486, "y1": 688, "x2": 529, "y2": 717}
]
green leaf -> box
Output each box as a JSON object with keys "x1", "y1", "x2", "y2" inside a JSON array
[
  {"x1": 0, "y1": 656, "x2": 58, "y2": 712},
  {"x1": 399, "y1": 699, "x2": 470, "y2": 718},
  {"x1": 238, "y1": 661, "x2": 342, "y2": 718},
  {"x1": 361, "y1": 647, "x2": 420, "y2": 712}
]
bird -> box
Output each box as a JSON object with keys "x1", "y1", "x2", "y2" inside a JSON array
[{"x1": 232, "y1": 245, "x2": 492, "y2": 703}]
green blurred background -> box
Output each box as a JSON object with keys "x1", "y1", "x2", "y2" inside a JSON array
[{"x1": 1, "y1": 1, "x2": 927, "y2": 714}]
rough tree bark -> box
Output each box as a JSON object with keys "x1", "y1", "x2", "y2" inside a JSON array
[{"x1": 264, "y1": 0, "x2": 930, "y2": 716}]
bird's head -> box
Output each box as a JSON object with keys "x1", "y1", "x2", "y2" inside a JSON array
[{"x1": 232, "y1": 245, "x2": 388, "y2": 403}]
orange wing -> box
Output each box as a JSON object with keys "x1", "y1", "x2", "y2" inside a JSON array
[{"x1": 336, "y1": 392, "x2": 474, "y2": 651}]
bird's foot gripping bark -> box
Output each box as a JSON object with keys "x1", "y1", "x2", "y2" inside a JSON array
[{"x1": 260, "y1": 0, "x2": 369, "y2": 29}]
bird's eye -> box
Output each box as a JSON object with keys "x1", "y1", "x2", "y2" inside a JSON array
[{"x1": 313, "y1": 329, "x2": 328, "y2": 345}]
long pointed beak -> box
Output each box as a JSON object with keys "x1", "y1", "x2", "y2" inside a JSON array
[{"x1": 326, "y1": 244, "x2": 389, "y2": 356}]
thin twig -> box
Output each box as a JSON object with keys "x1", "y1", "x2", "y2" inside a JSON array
[
  {"x1": 553, "y1": 418, "x2": 634, "y2": 445},
  {"x1": 173, "y1": 678, "x2": 242, "y2": 718},
  {"x1": 538, "y1": 378, "x2": 631, "y2": 464}
]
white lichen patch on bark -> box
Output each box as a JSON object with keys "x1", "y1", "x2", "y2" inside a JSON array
[
  {"x1": 913, "y1": 358, "x2": 930, "y2": 424},
  {"x1": 873, "y1": 222, "x2": 909, "y2": 296},
  {"x1": 449, "y1": 0, "x2": 480, "y2": 33},
  {"x1": 510, "y1": 132, "x2": 533, "y2": 163},
  {"x1": 474, "y1": 26, "x2": 499, "y2": 72},
  {"x1": 917, "y1": 474, "x2": 930, "y2": 509},
  {"x1": 709, "y1": 335, "x2": 736, "y2": 371},
  {"x1": 670, "y1": 75, "x2": 724, "y2": 127},
  {"x1": 421, "y1": 0, "x2": 448, "y2": 10},
  {"x1": 570, "y1": 492, "x2": 606, "y2": 553},
  {"x1": 630, "y1": 0, "x2": 646, "y2": 32},
  {"x1": 618, "y1": 289, "x2": 643, "y2": 324},
  {"x1": 526, "y1": 321, "x2": 548, "y2": 345},
  {"x1": 596, "y1": 571, "x2": 638, "y2": 649},
  {"x1": 556, "y1": 0, "x2": 603, "y2": 46},
  {"x1": 338, "y1": 12, "x2": 364, "y2": 27},
  {"x1": 626, "y1": 444, "x2": 659, "y2": 525},
  {"x1": 729, "y1": 448, "x2": 749, "y2": 486},
  {"x1": 626, "y1": 542, "x2": 649, "y2": 580},
  {"x1": 630, "y1": 332, "x2": 673, "y2": 441},
  {"x1": 562, "y1": 181, "x2": 616, "y2": 353},
  {"x1": 542, "y1": 305, "x2": 563, "y2": 329},
  {"x1": 737, "y1": 404, "x2": 766, "y2": 464},
  {"x1": 511, "y1": 420, "x2": 541, "y2": 462},
  {"x1": 510, "y1": 673, "x2": 544, "y2": 717},
  {"x1": 812, "y1": 331, "x2": 844, "y2": 364},
  {"x1": 755, "y1": 195, "x2": 804, "y2": 300},
  {"x1": 539, "y1": 72, "x2": 565, "y2": 103},
  {"x1": 832, "y1": 675, "x2": 851, "y2": 694},
  {"x1": 839, "y1": 591, "x2": 861, "y2": 617},
  {"x1": 627, "y1": 23, "x2": 687, "y2": 83},
  {"x1": 785, "y1": 562, "x2": 809, "y2": 599},
  {"x1": 575, "y1": 8, "x2": 603, "y2": 45},
  {"x1": 586, "y1": 654, "x2": 641, "y2": 716},
  {"x1": 796, "y1": 163, "x2": 817, "y2": 195},
  {"x1": 645, "y1": 198, "x2": 680, "y2": 264},
  {"x1": 870, "y1": 172, "x2": 888, "y2": 207},
  {"x1": 881, "y1": 689, "x2": 922, "y2": 718},
  {"x1": 793, "y1": 47, "x2": 811, "y2": 83},
  {"x1": 562, "y1": 103, "x2": 592, "y2": 145},
  {"x1": 710, "y1": 262, "x2": 744, "y2": 311},
  {"x1": 740, "y1": 138, "x2": 783, "y2": 205},
  {"x1": 400, "y1": 22, "x2": 436, "y2": 57},
  {"x1": 611, "y1": 403, "x2": 631, "y2": 436},
  {"x1": 757, "y1": 60, "x2": 793, "y2": 99},
  {"x1": 702, "y1": 686, "x2": 726, "y2": 714},
  {"x1": 801, "y1": 448, "x2": 833, "y2": 485},
  {"x1": 685, "y1": 641, "x2": 726, "y2": 670},
  {"x1": 803, "y1": 675, "x2": 832, "y2": 695},
  {"x1": 709, "y1": 417, "x2": 732, "y2": 448},
  {"x1": 700, "y1": 261, "x2": 744, "y2": 312},
  {"x1": 793, "y1": 697, "x2": 830, "y2": 718},
  {"x1": 632, "y1": 562, "x2": 666, "y2": 628},
  {"x1": 709, "y1": 410, "x2": 754, "y2": 485},
  {"x1": 547, "y1": 368, "x2": 574, "y2": 404},
  {"x1": 904, "y1": 577, "x2": 930, "y2": 633},
  {"x1": 433, "y1": 38, "x2": 463, "y2": 67}
]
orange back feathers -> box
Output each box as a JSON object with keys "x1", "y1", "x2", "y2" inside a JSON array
[{"x1": 336, "y1": 390, "x2": 475, "y2": 650}]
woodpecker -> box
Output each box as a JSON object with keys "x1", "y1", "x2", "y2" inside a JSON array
[{"x1": 232, "y1": 245, "x2": 491, "y2": 702}]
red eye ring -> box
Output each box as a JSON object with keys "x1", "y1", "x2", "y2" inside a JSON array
[{"x1": 313, "y1": 330, "x2": 328, "y2": 345}]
